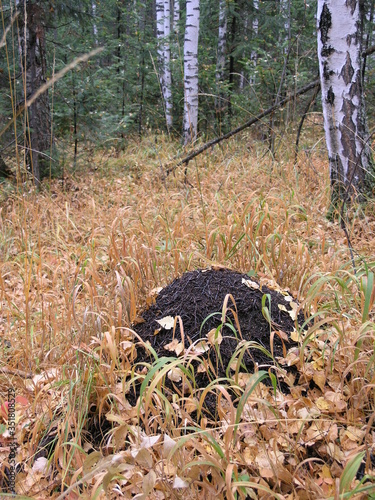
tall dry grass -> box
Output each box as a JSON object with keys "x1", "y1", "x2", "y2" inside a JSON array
[{"x1": 1, "y1": 127, "x2": 375, "y2": 498}]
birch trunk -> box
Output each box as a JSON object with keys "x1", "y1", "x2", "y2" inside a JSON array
[
  {"x1": 18, "y1": 1, "x2": 53, "y2": 187},
  {"x1": 317, "y1": 0, "x2": 375, "y2": 203},
  {"x1": 156, "y1": 0, "x2": 173, "y2": 132},
  {"x1": 183, "y1": 0, "x2": 200, "y2": 144},
  {"x1": 163, "y1": 0, "x2": 173, "y2": 131},
  {"x1": 92, "y1": 1, "x2": 98, "y2": 46},
  {"x1": 215, "y1": 0, "x2": 227, "y2": 113},
  {"x1": 156, "y1": 0, "x2": 165, "y2": 89},
  {"x1": 173, "y1": 0, "x2": 180, "y2": 33},
  {"x1": 249, "y1": 0, "x2": 258, "y2": 87}
]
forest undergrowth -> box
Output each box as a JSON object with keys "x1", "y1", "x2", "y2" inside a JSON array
[{"x1": 1, "y1": 130, "x2": 375, "y2": 499}]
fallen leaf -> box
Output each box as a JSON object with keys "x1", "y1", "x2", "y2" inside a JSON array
[
  {"x1": 313, "y1": 370, "x2": 326, "y2": 391},
  {"x1": 142, "y1": 469, "x2": 156, "y2": 495},
  {"x1": 163, "y1": 434, "x2": 177, "y2": 457},
  {"x1": 290, "y1": 329, "x2": 299, "y2": 342},
  {"x1": 32, "y1": 457, "x2": 49, "y2": 474},
  {"x1": 316, "y1": 397, "x2": 332, "y2": 411},
  {"x1": 173, "y1": 476, "x2": 190, "y2": 488},
  {"x1": 168, "y1": 368, "x2": 183, "y2": 382},
  {"x1": 242, "y1": 278, "x2": 259, "y2": 290},
  {"x1": 156, "y1": 316, "x2": 175, "y2": 329},
  {"x1": 164, "y1": 339, "x2": 184, "y2": 355},
  {"x1": 207, "y1": 328, "x2": 222, "y2": 346},
  {"x1": 190, "y1": 340, "x2": 210, "y2": 355},
  {"x1": 133, "y1": 447, "x2": 153, "y2": 468}
]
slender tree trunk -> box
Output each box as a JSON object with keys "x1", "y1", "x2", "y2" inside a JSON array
[
  {"x1": 156, "y1": 0, "x2": 173, "y2": 132},
  {"x1": 18, "y1": 1, "x2": 53, "y2": 187},
  {"x1": 227, "y1": 8, "x2": 236, "y2": 131},
  {"x1": 173, "y1": 0, "x2": 180, "y2": 33},
  {"x1": 163, "y1": 0, "x2": 173, "y2": 131},
  {"x1": 317, "y1": 0, "x2": 375, "y2": 203},
  {"x1": 183, "y1": 0, "x2": 200, "y2": 144},
  {"x1": 92, "y1": 1, "x2": 98, "y2": 46},
  {"x1": 215, "y1": 0, "x2": 227, "y2": 121},
  {"x1": 362, "y1": 0, "x2": 374, "y2": 81},
  {"x1": 249, "y1": 0, "x2": 258, "y2": 86}
]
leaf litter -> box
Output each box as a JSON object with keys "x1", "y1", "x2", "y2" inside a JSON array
[{"x1": 1, "y1": 138, "x2": 375, "y2": 497}]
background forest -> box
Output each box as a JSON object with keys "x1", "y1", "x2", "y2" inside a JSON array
[
  {"x1": 1, "y1": 0, "x2": 375, "y2": 499},
  {"x1": 0, "y1": 0, "x2": 345, "y2": 167}
]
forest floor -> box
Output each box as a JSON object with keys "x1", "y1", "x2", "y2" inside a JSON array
[{"x1": 1, "y1": 128, "x2": 375, "y2": 499}]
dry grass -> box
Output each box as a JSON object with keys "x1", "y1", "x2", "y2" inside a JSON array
[{"x1": 1, "y1": 129, "x2": 375, "y2": 499}]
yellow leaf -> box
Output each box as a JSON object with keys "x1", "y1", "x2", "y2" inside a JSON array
[
  {"x1": 290, "y1": 329, "x2": 299, "y2": 342},
  {"x1": 316, "y1": 397, "x2": 331, "y2": 410}
]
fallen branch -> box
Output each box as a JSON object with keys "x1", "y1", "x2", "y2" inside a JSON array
[{"x1": 165, "y1": 79, "x2": 320, "y2": 176}]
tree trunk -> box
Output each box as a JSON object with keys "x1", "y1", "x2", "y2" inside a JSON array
[
  {"x1": 156, "y1": 0, "x2": 173, "y2": 132},
  {"x1": 163, "y1": 0, "x2": 173, "y2": 131},
  {"x1": 92, "y1": 1, "x2": 98, "y2": 46},
  {"x1": 183, "y1": 0, "x2": 200, "y2": 145},
  {"x1": 249, "y1": 0, "x2": 258, "y2": 86},
  {"x1": 317, "y1": 0, "x2": 375, "y2": 204},
  {"x1": 215, "y1": 0, "x2": 227, "y2": 119},
  {"x1": 18, "y1": 1, "x2": 53, "y2": 187},
  {"x1": 173, "y1": 0, "x2": 180, "y2": 33}
]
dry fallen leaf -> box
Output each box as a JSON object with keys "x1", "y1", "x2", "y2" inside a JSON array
[
  {"x1": 156, "y1": 316, "x2": 175, "y2": 329},
  {"x1": 207, "y1": 328, "x2": 222, "y2": 346},
  {"x1": 164, "y1": 339, "x2": 184, "y2": 355},
  {"x1": 168, "y1": 367, "x2": 183, "y2": 382},
  {"x1": 242, "y1": 278, "x2": 260, "y2": 290},
  {"x1": 173, "y1": 476, "x2": 190, "y2": 488}
]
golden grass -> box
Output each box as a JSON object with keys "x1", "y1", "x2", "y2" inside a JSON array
[{"x1": 1, "y1": 130, "x2": 375, "y2": 498}]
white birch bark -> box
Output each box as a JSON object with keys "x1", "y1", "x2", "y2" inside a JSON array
[
  {"x1": 183, "y1": 0, "x2": 200, "y2": 144},
  {"x1": 92, "y1": 1, "x2": 98, "y2": 46},
  {"x1": 163, "y1": 0, "x2": 173, "y2": 130},
  {"x1": 173, "y1": 0, "x2": 180, "y2": 33},
  {"x1": 249, "y1": 0, "x2": 259, "y2": 87},
  {"x1": 156, "y1": 0, "x2": 173, "y2": 132},
  {"x1": 317, "y1": 0, "x2": 374, "y2": 201},
  {"x1": 215, "y1": 0, "x2": 227, "y2": 111},
  {"x1": 156, "y1": 0, "x2": 165, "y2": 88}
]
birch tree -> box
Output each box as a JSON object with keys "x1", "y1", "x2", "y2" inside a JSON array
[
  {"x1": 173, "y1": 0, "x2": 180, "y2": 33},
  {"x1": 183, "y1": 0, "x2": 200, "y2": 144},
  {"x1": 156, "y1": 0, "x2": 173, "y2": 132},
  {"x1": 92, "y1": 1, "x2": 98, "y2": 46},
  {"x1": 317, "y1": 0, "x2": 375, "y2": 203},
  {"x1": 250, "y1": 0, "x2": 259, "y2": 84},
  {"x1": 163, "y1": 0, "x2": 173, "y2": 130},
  {"x1": 215, "y1": 0, "x2": 227, "y2": 115}
]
